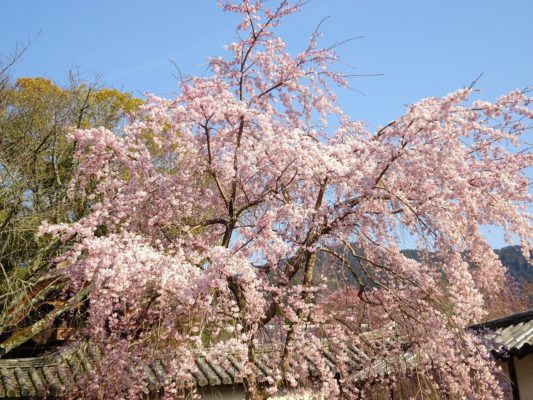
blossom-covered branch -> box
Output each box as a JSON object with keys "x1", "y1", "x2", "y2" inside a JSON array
[{"x1": 41, "y1": 1, "x2": 531, "y2": 399}]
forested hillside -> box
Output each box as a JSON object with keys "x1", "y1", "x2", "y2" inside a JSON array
[
  {"x1": 494, "y1": 246, "x2": 533, "y2": 282},
  {"x1": 404, "y1": 246, "x2": 532, "y2": 283},
  {"x1": 314, "y1": 245, "x2": 532, "y2": 287}
]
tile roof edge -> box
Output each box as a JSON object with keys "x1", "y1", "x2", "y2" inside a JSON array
[{"x1": 470, "y1": 309, "x2": 533, "y2": 331}]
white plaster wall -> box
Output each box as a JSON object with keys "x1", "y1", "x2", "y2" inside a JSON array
[
  {"x1": 198, "y1": 385, "x2": 317, "y2": 400},
  {"x1": 516, "y1": 354, "x2": 533, "y2": 400},
  {"x1": 497, "y1": 355, "x2": 533, "y2": 400},
  {"x1": 198, "y1": 385, "x2": 246, "y2": 400}
]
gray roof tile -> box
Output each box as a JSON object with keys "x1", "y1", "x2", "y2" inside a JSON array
[
  {"x1": 0, "y1": 324, "x2": 406, "y2": 397},
  {"x1": 471, "y1": 309, "x2": 533, "y2": 357}
]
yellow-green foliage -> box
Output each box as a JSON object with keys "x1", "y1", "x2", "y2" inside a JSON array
[{"x1": 0, "y1": 75, "x2": 141, "y2": 300}]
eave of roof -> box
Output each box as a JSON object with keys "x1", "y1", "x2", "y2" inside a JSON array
[
  {"x1": 0, "y1": 339, "x2": 377, "y2": 398},
  {"x1": 471, "y1": 309, "x2": 533, "y2": 358},
  {"x1": 470, "y1": 309, "x2": 533, "y2": 331}
]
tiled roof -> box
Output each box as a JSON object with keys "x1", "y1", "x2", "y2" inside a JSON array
[
  {"x1": 470, "y1": 309, "x2": 533, "y2": 358},
  {"x1": 0, "y1": 339, "x2": 377, "y2": 398},
  {"x1": 0, "y1": 340, "x2": 91, "y2": 398},
  {"x1": 0, "y1": 317, "x2": 426, "y2": 398},
  {"x1": 11, "y1": 307, "x2": 533, "y2": 399}
]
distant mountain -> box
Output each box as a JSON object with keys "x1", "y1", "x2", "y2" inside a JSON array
[
  {"x1": 313, "y1": 245, "x2": 532, "y2": 287},
  {"x1": 494, "y1": 246, "x2": 533, "y2": 283},
  {"x1": 403, "y1": 246, "x2": 532, "y2": 283}
]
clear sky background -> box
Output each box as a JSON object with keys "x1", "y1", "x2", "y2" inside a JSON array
[{"x1": 1, "y1": 0, "x2": 532, "y2": 248}]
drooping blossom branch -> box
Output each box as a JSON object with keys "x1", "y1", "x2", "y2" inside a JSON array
[{"x1": 40, "y1": 1, "x2": 531, "y2": 399}]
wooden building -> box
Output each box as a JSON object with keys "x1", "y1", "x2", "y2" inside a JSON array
[{"x1": 472, "y1": 310, "x2": 533, "y2": 400}]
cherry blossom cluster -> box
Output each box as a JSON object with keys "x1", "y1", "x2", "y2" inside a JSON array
[{"x1": 40, "y1": 1, "x2": 531, "y2": 398}]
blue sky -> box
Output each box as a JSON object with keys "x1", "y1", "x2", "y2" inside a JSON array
[{"x1": 2, "y1": 0, "x2": 532, "y2": 248}]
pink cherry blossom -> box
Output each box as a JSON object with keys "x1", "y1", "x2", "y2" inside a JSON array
[{"x1": 40, "y1": 1, "x2": 531, "y2": 399}]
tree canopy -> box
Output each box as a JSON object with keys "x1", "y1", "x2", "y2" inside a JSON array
[
  {"x1": 32, "y1": 1, "x2": 533, "y2": 399},
  {"x1": 0, "y1": 72, "x2": 141, "y2": 306}
]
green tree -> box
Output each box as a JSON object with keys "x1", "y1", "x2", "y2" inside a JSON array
[{"x1": 0, "y1": 73, "x2": 141, "y2": 303}]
